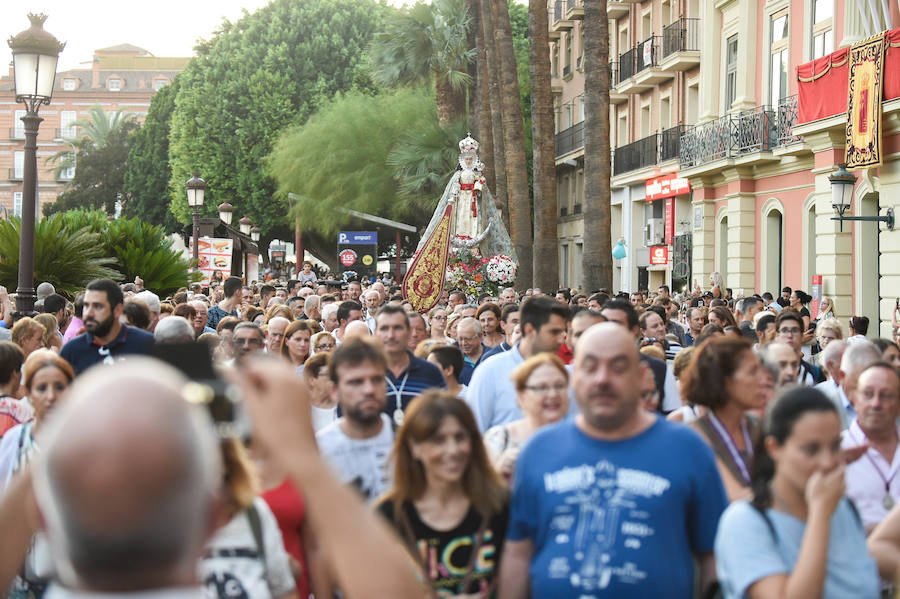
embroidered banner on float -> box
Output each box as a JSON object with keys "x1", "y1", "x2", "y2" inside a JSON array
[
  {"x1": 402, "y1": 204, "x2": 453, "y2": 313},
  {"x1": 845, "y1": 32, "x2": 887, "y2": 169}
]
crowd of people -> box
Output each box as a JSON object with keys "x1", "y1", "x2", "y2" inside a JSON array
[{"x1": 2, "y1": 266, "x2": 900, "y2": 598}]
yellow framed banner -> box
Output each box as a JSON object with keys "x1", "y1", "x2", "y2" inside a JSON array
[
  {"x1": 402, "y1": 204, "x2": 453, "y2": 313},
  {"x1": 845, "y1": 33, "x2": 887, "y2": 169}
]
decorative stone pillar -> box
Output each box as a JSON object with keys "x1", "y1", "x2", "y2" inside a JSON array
[
  {"x1": 732, "y1": 0, "x2": 758, "y2": 112},
  {"x1": 691, "y1": 192, "x2": 716, "y2": 292},
  {"x1": 698, "y1": 1, "x2": 722, "y2": 122},
  {"x1": 725, "y1": 192, "x2": 756, "y2": 292}
]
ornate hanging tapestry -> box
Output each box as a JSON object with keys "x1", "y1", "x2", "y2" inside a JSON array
[
  {"x1": 845, "y1": 32, "x2": 887, "y2": 169},
  {"x1": 402, "y1": 204, "x2": 453, "y2": 313}
]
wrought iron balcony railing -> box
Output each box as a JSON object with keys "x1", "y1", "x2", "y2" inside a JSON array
[
  {"x1": 618, "y1": 46, "x2": 637, "y2": 83},
  {"x1": 679, "y1": 98, "x2": 800, "y2": 169},
  {"x1": 635, "y1": 36, "x2": 660, "y2": 73},
  {"x1": 662, "y1": 17, "x2": 700, "y2": 57},
  {"x1": 776, "y1": 95, "x2": 801, "y2": 146},
  {"x1": 556, "y1": 120, "x2": 585, "y2": 157},
  {"x1": 660, "y1": 125, "x2": 683, "y2": 162},
  {"x1": 614, "y1": 133, "x2": 658, "y2": 175}
]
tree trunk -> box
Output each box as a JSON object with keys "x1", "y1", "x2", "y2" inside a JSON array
[
  {"x1": 466, "y1": 0, "x2": 480, "y2": 128},
  {"x1": 434, "y1": 75, "x2": 468, "y2": 127},
  {"x1": 480, "y1": 0, "x2": 509, "y2": 230},
  {"x1": 582, "y1": 0, "x2": 612, "y2": 292},
  {"x1": 471, "y1": 0, "x2": 495, "y2": 192},
  {"x1": 529, "y1": 0, "x2": 559, "y2": 291},
  {"x1": 491, "y1": 0, "x2": 533, "y2": 289}
]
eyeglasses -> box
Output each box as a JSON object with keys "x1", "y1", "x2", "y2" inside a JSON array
[
  {"x1": 458, "y1": 334, "x2": 482, "y2": 342},
  {"x1": 778, "y1": 327, "x2": 802, "y2": 335},
  {"x1": 525, "y1": 383, "x2": 568, "y2": 394},
  {"x1": 432, "y1": 315, "x2": 447, "y2": 321},
  {"x1": 316, "y1": 343, "x2": 335, "y2": 350}
]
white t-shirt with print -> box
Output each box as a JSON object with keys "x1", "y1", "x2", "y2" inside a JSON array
[
  {"x1": 200, "y1": 497, "x2": 296, "y2": 599},
  {"x1": 316, "y1": 413, "x2": 394, "y2": 503}
]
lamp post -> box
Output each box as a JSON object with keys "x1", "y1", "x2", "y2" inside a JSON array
[
  {"x1": 185, "y1": 173, "x2": 208, "y2": 266},
  {"x1": 217, "y1": 201, "x2": 233, "y2": 226},
  {"x1": 8, "y1": 14, "x2": 64, "y2": 314},
  {"x1": 239, "y1": 216, "x2": 252, "y2": 236},
  {"x1": 250, "y1": 226, "x2": 260, "y2": 243},
  {"x1": 829, "y1": 163, "x2": 894, "y2": 231}
]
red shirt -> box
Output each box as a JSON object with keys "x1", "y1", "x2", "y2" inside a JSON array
[
  {"x1": 557, "y1": 343, "x2": 574, "y2": 365},
  {"x1": 261, "y1": 478, "x2": 310, "y2": 597}
]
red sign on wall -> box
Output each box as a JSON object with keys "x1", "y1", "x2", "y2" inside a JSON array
[
  {"x1": 665, "y1": 198, "x2": 675, "y2": 246},
  {"x1": 650, "y1": 246, "x2": 669, "y2": 265},
  {"x1": 645, "y1": 173, "x2": 692, "y2": 201}
]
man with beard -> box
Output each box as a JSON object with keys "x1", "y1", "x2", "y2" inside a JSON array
[
  {"x1": 315, "y1": 337, "x2": 395, "y2": 503},
  {"x1": 60, "y1": 279, "x2": 154, "y2": 375},
  {"x1": 467, "y1": 296, "x2": 571, "y2": 432}
]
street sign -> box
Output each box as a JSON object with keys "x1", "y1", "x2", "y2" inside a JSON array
[
  {"x1": 339, "y1": 249, "x2": 358, "y2": 267},
  {"x1": 649, "y1": 246, "x2": 669, "y2": 265},
  {"x1": 338, "y1": 231, "x2": 377, "y2": 278}
]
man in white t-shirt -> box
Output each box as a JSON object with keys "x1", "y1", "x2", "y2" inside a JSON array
[{"x1": 316, "y1": 337, "x2": 394, "y2": 503}]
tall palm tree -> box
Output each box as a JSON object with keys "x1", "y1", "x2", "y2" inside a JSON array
[
  {"x1": 480, "y1": 0, "x2": 509, "y2": 227},
  {"x1": 369, "y1": 0, "x2": 475, "y2": 126},
  {"x1": 582, "y1": 0, "x2": 612, "y2": 292},
  {"x1": 45, "y1": 105, "x2": 136, "y2": 179},
  {"x1": 529, "y1": 0, "x2": 558, "y2": 291},
  {"x1": 491, "y1": 0, "x2": 533, "y2": 288},
  {"x1": 470, "y1": 0, "x2": 495, "y2": 191}
]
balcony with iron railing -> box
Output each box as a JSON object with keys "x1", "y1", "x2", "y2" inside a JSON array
[
  {"x1": 551, "y1": 1, "x2": 574, "y2": 31},
  {"x1": 679, "y1": 97, "x2": 801, "y2": 172},
  {"x1": 660, "y1": 18, "x2": 701, "y2": 71},
  {"x1": 660, "y1": 125, "x2": 683, "y2": 162},
  {"x1": 609, "y1": 62, "x2": 627, "y2": 104},
  {"x1": 556, "y1": 120, "x2": 585, "y2": 158},
  {"x1": 617, "y1": 35, "x2": 672, "y2": 93},
  {"x1": 566, "y1": 0, "x2": 584, "y2": 19},
  {"x1": 614, "y1": 133, "x2": 658, "y2": 176}
]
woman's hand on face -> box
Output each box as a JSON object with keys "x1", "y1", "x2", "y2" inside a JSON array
[{"x1": 805, "y1": 464, "x2": 846, "y2": 516}]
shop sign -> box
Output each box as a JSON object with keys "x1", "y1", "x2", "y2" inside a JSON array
[
  {"x1": 649, "y1": 246, "x2": 669, "y2": 265},
  {"x1": 645, "y1": 173, "x2": 691, "y2": 201}
]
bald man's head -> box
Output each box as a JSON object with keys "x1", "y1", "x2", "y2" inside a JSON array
[
  {"x1": 572, "y1": 323, "x2": 645, "y2": 432},
  {"x1": 34, "y1": 359, "x2": 221, "y2": 590}
]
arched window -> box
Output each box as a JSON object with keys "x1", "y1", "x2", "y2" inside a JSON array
[{"x1": 761, "y1": 199, "x2": 784, "y2": 296}]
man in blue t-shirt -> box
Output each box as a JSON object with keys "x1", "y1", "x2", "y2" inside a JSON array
[{"x1": 498, "y1": 322, "x2": 727, "y2": 599}]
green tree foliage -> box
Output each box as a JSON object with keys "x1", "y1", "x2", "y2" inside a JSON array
[
  {"x1": 0, "y1": 215, "x2": 120, "y2": 298},
  {"x1": 44, "y1": 120, "x2": 139, "y2": 216},
  {"x1": 168, "y1": 0, "x2": 383, "y2": 247},
  {"x1": 369, "y1": 0, "x2": 474, "y2": 125},
  {"x1": 123, "y1": 79, "x2": 181, "y2": 232},
  {"x1": 54, "y1": 209, "x2": 199, "y2": 296},
  {"x1": 269, "y1": 88, "x2": 451, "y2": 235}
]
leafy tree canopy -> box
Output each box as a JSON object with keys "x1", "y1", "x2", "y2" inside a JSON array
[
  {"x1": 167, "y1": 0, "x2": 384, "y2": 245},
  {"x1": 123, "y1": 79, "x2": 181, "y2": 232},
  {"x1": 44, "y1": 119, "x2": 139, "y2": 216},
  {"x1": 268, "y1": 87, "x2": 464, "y2": 236}
]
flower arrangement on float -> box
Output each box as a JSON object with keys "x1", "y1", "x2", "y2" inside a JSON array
[{"x1": 444, "y1": 235, "x2": 517, "y2": 298}]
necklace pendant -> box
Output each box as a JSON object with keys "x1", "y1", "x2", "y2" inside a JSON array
[
  {"x1": 393, "y1": 408, "x2": 405, "y2": 427},
  {"x1": 885, "y1": 493, "x2": 896, "y2": 511}
]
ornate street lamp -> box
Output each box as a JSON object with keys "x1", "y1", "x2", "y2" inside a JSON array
[
  {"x1": 8, "y1": 14, "x2": 64, "y2": 314},
  {"x1": 217, "y1": 201, "x2": 233, "y2": 225},
  {"x1": 185, "y1": 173, "x2": 208, "y2": 266},
  {"x1": 829, "y1": 163, "x2": 894, "y2": 232},
  {"x1": 250, "y1": 226, "x2": 260, "y2": 243},
  {"x1": 239, "y1": 216, "x2": 252, "y2": 236}
]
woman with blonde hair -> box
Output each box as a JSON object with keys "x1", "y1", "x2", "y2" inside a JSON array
[
  {"x1": 445, "y1": 313, "x2": 462, "y2": 341},
  {"x1": 709, "y1": 271, "x2": 726, "y2": 299},
  {"x1": 310, "y1": 331, "x2": 335, "y2": 355},
  {"x1": 200, "y1": 438, "x2": 298, "y2": 599},
  {"x1": 266, "y1": 304, "x2": 294, "y2": 324},
  {"x1": 483, "y1": 353, "x2": 570, "y2": 480},
  {"x1": 427, "y1": 306, "x2": 453, "y2": 343},
  {"x1": 32, "y1": 313, "x2": 61, "y2": 352},
  {"x1": 377, "y1": 391, "x2": 508, "y2": 596},
  {"x1": 11, "y1": 317, "x2": 46, "y2": 359}
]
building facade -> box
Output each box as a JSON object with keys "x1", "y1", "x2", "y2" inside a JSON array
[
  {"x1": 552, "y1": 0, "x2": 900, "y2": 335},
  {"x1": 0, "y1": 44, "x2": 188, "y2": 218}
]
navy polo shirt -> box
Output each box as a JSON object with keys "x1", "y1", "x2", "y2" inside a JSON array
[
  {"x1": 60, "y1": 324, "x2": 154, "y2": 376},
  {"x1": 384, "y1": 351, "x2": 445, "y2": 415},
  {"x1": 458, "y1": 343, "x2": 490, "y2": 386}
]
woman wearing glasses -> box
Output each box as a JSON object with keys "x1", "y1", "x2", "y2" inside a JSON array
[
  {"x1": 483, "y1": 353, "x2": 570, "y2": 481},
  {"x1": 310, "y1": 331, "x2": 336, "y2": 355},
  {"x1": 428, "y1": 306, "x2": 453, "y2": 343}
]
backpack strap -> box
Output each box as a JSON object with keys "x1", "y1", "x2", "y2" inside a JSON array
[{"x1": 246, "y1": 503, "x2": 267, "y2": 566}]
